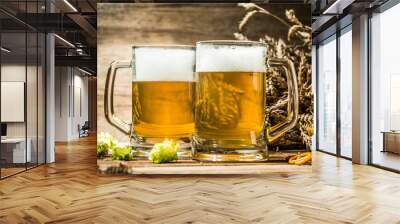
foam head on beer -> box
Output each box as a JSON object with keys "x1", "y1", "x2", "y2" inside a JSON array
[
  {"x1": 134, "y1": 46, "x2": 195, "y2": 81},
  {"x1": 196, "y1": 41, "x2": 267, "y2": 73}
]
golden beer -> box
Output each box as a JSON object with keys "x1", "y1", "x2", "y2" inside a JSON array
[
  {"x1": 132, "y1": 81, "x2": 195, "y2": 140},
  {"x1": 193, "y1": 40, "x2": 299, "y2": 162},
  {"x1": 195, "y1": 72, "x2": 265, "y2": 147},
  {"x1": 105, "y1": 45, "x2": 196, "y2": 157}
]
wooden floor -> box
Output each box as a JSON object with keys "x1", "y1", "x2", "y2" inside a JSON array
[
  {"x1": 1, "y1": 167, "x2": 26, "y2": 178},
  {"x1": 1, "y1": 136, "x2": 400, "y2": 224},
  {"x1": 372, "y1": 150, "x2": 400, "y2": 171}
]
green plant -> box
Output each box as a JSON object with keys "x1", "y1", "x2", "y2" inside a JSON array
[
  {"x1": 97, "y1": 132, "x2": 118, "y2": 159},
  {"x1": 148, "y1": 140, "x2": 178, "y2": 164},
  {"x1": 112, "y1": 145, "x2": 133, "y2": 161},
  {"x1": 97, "y1": 142, "x2": 108, "y2": 159}
]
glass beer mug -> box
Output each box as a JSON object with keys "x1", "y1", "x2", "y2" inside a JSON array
[
  {"x1": 193, "y1": 40, "x2": 299, "y2": 162},
  {"x1": 105, "y1": 45, "x2": 196, "y2": 157}
]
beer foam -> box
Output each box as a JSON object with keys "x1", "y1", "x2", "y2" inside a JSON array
[
  {"x1": 196, "y1": 42, "x2": 267, "y2": 73},
  {"x1": 134, "y1": 47, "x2": 195, "y2": 81}
]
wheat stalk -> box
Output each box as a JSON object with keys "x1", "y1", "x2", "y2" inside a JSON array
[{"x1": 235, "y1": 3, "x2": 313, "y2": 149}]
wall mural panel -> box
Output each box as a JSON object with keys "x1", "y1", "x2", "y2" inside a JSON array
[{"x1": 97, "y1": 3, "x2": 313, "y2": 174}]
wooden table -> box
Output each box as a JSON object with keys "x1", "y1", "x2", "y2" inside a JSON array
[
  {"x1": 97, "y1": 151, "x2": 311, "y2": 175},
  {"x1": 1, "y1": 137, "x2": 32, "y2": 165},
  {"x1": 382, "y1": 131, "x2": 400, "y2": 154}
]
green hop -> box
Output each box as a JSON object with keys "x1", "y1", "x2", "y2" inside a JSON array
[
  {"x1": 112, "y1": 145, "x2": 133, "y2": 161},
  {"x1": 97, "y1": 142, "x2": 108, "y2": 159},
  {"x1": 98, "y1": 132, "x2": 118, "y2": 149},
  {"x1": 97, "y1": 132, "x2": 118, "y2": 159},
  {"x1": 149, "y1": 140, "x2": 179, "y2": 164}
]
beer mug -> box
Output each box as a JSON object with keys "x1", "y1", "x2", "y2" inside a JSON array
[
  {"x1": 105, "y1": 45, "x2": 196, "y2": 157},
  {"x1": 193, "y1": 41, "x2": 299, "y2": 162}
]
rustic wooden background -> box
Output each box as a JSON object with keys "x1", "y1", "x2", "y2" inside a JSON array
[{"x1": 97, "y1": 3, "x2": 311, "y2": 143}]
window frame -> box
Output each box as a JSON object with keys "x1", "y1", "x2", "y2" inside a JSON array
[
  {"x1": 367, "y1": 0, "x2": 400, "y2": 173},
  {"x1": 315, "y1": 23, "x2": 353, "y2": 161}
]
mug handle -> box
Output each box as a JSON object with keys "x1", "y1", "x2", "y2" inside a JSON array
[
  {"x1": 266, "y1": 58, "x2": 299, "y2": 143},
  {"x1": 104, "y1": 60, "x2": 132, "y2": 135}
]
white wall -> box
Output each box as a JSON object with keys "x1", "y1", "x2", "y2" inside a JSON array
[
  {"x1": 1, "y1": 64, "x2": 28, "y2": 138},
  {"x1": 72, "y1": 73, "x2": 89, "y2": 138},
  {"x1": 55, "y1": 67, "x2": 89, "y2": 141},
  {"x1": 55, "y1": 66, "x2": 69, "y2": 141}
]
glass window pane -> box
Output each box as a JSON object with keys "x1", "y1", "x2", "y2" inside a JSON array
[
  {"x1": 0, "y1": 0, "x2": 46, "y2": 179},
  {"x1": 340, "y1": 27, "x2": 352, "y2": 158},
  {"x1": 317, "y1": 35, "x2": 337, "y2": 154},
  {"x1": 371, "y1": 3, "x2": 400, "y2": 171},
  {"x1": 1, "y1": 31, "x2": 27, "y2": 177}
]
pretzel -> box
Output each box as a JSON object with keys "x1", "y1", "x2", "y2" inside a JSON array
[{"x1": 288, "y1": 152, "x2": 312, "y2": 165}]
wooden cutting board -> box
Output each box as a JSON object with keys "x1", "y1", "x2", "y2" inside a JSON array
[{"x1": 97, "y1": 152, "x2": 311, "y2": 175}]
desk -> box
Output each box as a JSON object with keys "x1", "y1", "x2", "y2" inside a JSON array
[
  {"x1": 1, "y1": 138, "x2": 31, "y2": 163},
  {"x1": 382, "y1": 131, "x2": 400, "y2": 154}
]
